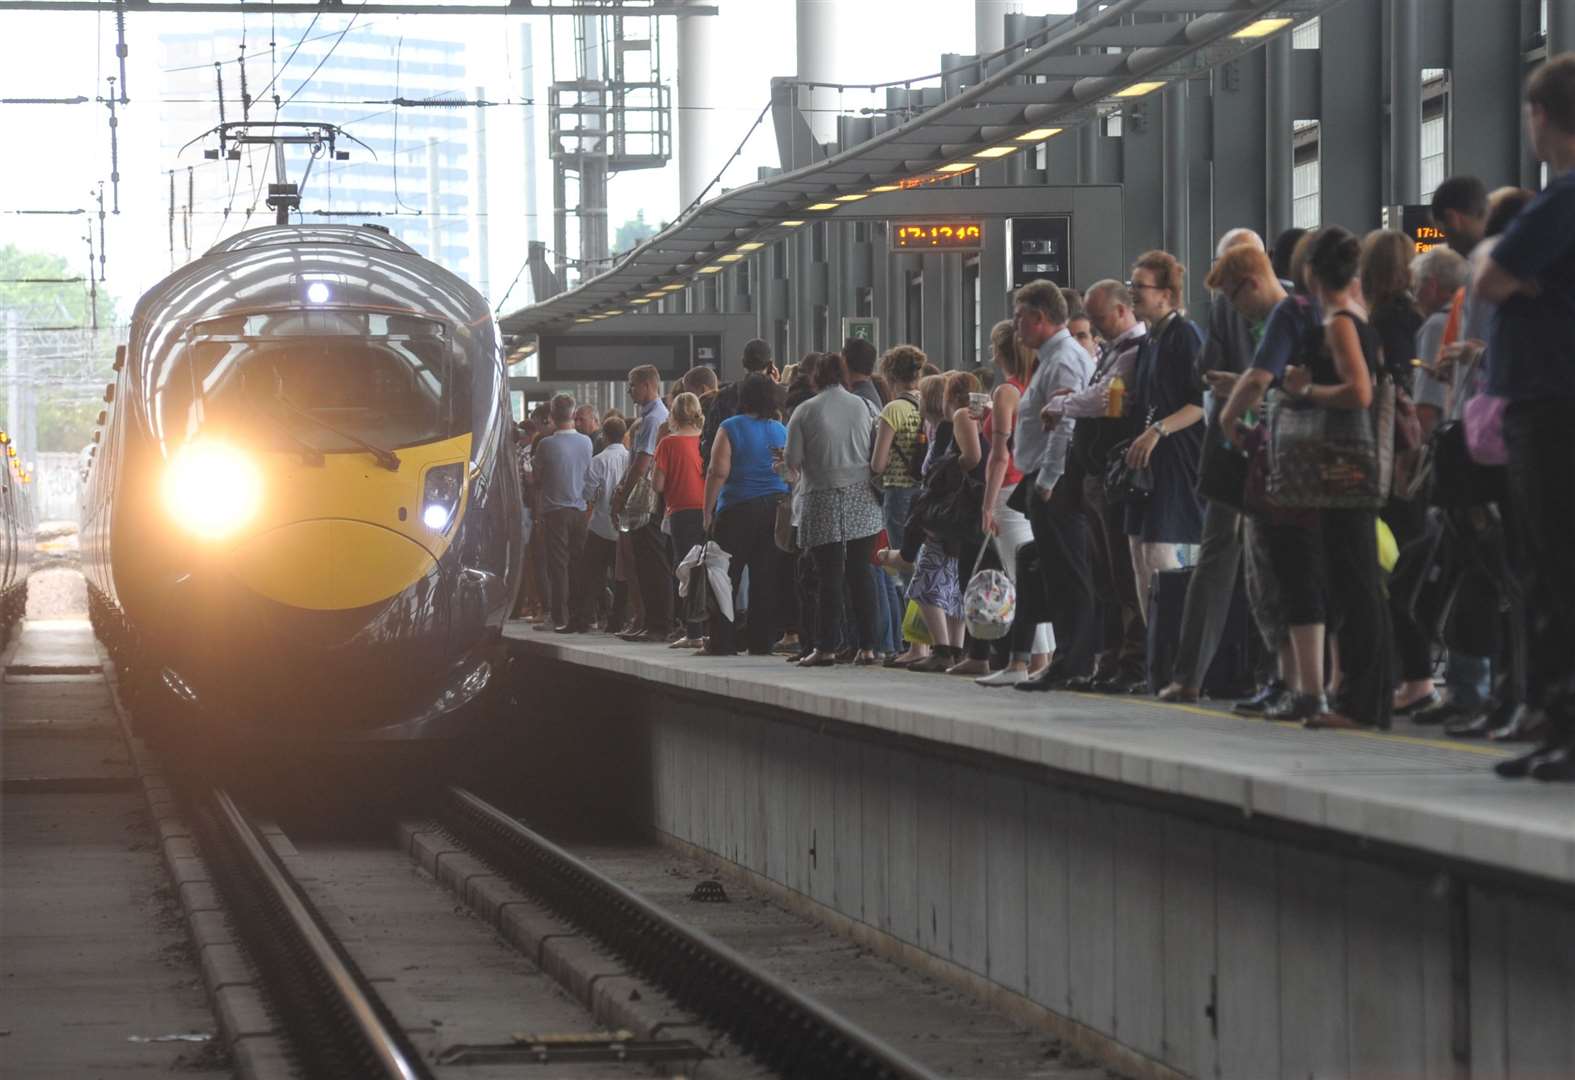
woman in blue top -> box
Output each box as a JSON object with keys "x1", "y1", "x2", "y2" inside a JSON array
[{"x1": 702, "y1": 373, "x2": 791, "y2": 656}]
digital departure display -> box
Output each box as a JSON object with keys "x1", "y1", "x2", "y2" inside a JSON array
[
  {"x1": 1387, "y1": 204, "x2": 1448, "y2": 255},
  {"x1": 893, "y1": 222, "x2": 984, "y2": 249}
]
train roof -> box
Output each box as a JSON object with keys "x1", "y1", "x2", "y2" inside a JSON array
[{"x1": 205, "y1": 224, "x2": 418, "y2": 257}]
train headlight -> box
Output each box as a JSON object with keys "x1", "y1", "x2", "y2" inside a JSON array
[
  {"x1": 421, "y1": 462, "x2": 464, "y2": 533},
  {"x1": 162, "y1": 440, "x2": 262, "y2": 540}
]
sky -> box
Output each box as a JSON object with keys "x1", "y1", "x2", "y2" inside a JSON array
[{"x1": 0, "y1": 0, "x2": 1075, "y2": 318}]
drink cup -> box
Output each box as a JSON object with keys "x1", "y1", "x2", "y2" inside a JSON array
[{"x1": 968, "y1": 392, "x2": 989, "y2": 419}]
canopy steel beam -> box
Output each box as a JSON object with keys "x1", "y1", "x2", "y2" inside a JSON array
[{"x1": 0, "y1": 0, "x2": 715, "y2": 11}]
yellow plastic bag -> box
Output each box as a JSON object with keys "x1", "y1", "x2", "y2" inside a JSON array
[
  {"x1": 1376, "y1": 518, "x2": 1398, "y2": 573},
  {"x1": 901, "y1": 599, "x2": 932, "y2": 645}
]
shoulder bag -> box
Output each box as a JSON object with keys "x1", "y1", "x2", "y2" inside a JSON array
[
  {"x1": 1265, "y1": 373, "x2": 1395, "y2": 511},
  {"x1": 1103, "y1": 437, "x2": 1154, "y2": 506},
  {"x1": 617, "y1": 473, "x2": 659, "y2": 533}
]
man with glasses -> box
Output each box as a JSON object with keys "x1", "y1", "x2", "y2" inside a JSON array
[
  {"x1": 612, "y1": 365, "x2": 672, "y2": 642},
  {"x1": 1041, "y1": 280, "x2": 1148, "y2": 693},
  {"x1": 1008, "y1": 280, "x2": 1098, "y2": 691}
]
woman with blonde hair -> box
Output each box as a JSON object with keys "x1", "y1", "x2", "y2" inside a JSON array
[{"x1": 653, "y1": 391, "x2": 708, "y2": 647}]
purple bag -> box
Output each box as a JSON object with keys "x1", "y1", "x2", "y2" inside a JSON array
[{"x1": 1463, "y1": 393, "x2": 1508, "y2": 466}]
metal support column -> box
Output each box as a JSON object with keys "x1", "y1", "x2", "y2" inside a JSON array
[
  {"x1": 426, "y1": 137, "x2": 441, "y2": 263},
  {"x1": 1265, "y1": 34, "x2": 1293, "y2": 240},
  {"x1": 1551, "y1": 0, "x2": 1575, "y2": 56},
  {"x1": 1079, "y1": 121, "x2": 1100, "y2": 185},
  {"x1": 795, "y1": 0, "x2": 836, "y2": 145},
  {"x1": 1391, "y1": 0, "x2": 1421, "y2": 205},
  {"x1": 677, "y1": 3, "x2": 716, "y2": 206},
  {"x1": 1163, "y1": 81, "x2": 1188, "y2": 260},
  {"x1": 474, "y1": 84, "x2": 491, "y2": 298},
  {"x1": 975, "y1": 0, "x2": 1011, "y2": 54}
]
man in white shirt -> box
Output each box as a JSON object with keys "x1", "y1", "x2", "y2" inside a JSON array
[
  {"x1": 1009, "y1": 280, "x2": 1098, "y2": 692},
  {"x1": 1045, "y1": 280, "x2": 1149, "y2": 693},
  {"x1": 569, "y1": 415, "x2": 629, "y2": 632}
]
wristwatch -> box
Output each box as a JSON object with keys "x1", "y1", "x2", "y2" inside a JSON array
[{"x1": 1151, "y1": 420, "x2": 1169, "y2": 438}]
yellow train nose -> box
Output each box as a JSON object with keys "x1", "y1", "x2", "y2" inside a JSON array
[{"x1": 227, "y1": 518, "x2": 438, "y2": 611}]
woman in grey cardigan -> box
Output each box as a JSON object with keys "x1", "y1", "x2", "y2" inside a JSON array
[{"x1": 785, "y1": 351, "x2": 883, "y2": 667}]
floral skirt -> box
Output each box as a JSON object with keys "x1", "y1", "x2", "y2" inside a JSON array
[
  {"x1": 906, "y1": 541, "x2": 961, "y2": 618},
  {"x1": 799, "y1": 482, "x2": 883, "y2": 550}
]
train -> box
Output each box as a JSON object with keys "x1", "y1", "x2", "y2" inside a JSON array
[
  {"x1": 0, "y1": 432, "x2": 35, "y2": 646},
  {"x1": 81, "y1": 224, "x2": 523, "y2": 749}
]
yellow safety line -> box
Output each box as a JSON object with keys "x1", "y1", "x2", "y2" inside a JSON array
[{"x1": 1107, "y1": 693, "x2": 1513, "y2": 758}]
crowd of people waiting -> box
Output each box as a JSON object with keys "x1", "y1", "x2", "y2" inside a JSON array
[{"x1": 513, "y1": 54, "x2": 1575, "y2": 784}]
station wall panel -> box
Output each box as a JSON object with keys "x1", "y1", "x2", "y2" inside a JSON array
[{"x1": 518, "y1": 659, "x2": 1575, "y2": 1080}]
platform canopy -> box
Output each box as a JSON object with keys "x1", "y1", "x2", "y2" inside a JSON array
[{"x1": 500, "y1": 0, "x2": 1347, "y2": 338}]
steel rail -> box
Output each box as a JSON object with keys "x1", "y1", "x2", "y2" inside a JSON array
[
  {"x1": 443, "y1": 786, "x2": 944, "y2": 1080},
  {"x1": 203, "y1": 789, "x2": 432, "y2": 1080}
]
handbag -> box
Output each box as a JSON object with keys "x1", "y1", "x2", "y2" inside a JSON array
[
  {"x1": 1463, "y1": 393, "x2": 1508, "y2": 466},
  {"x1": 909, "y1": 452, "x2": 985, "y2": 546},
  {"x1": 1197, "y1": 418, "x2": 1250, "y2": 511},
  {"x1": 772, "y1": 493, "x2": 798, "y2": 554},
  {"x1": 1264, "y1": 375, "x2": 1395, "y2": 510},
  {"x1": 617, "y1": 474, "x2": 658, "y2": 533},
  {"x1": 1103, "y1": 438, "x2": 1154, "y2": 507},
  {"x1": 962, "y1": 541, "x2": 1015, "y2": 641},
  {"x1": 901, "y1": 599, "x2": 933, "y2": 646}
]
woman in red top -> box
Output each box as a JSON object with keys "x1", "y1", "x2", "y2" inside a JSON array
[
  {"x1": 974, "y1": 320, "x2": 1055, "y2": 686},
  {"x1": 654, "y1": 391, "x2": 708, "y2": 647}
]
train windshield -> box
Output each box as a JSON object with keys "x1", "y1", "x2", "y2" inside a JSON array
[{"x1": 160, "y1": 310, "x2": 468, "y2": 452}]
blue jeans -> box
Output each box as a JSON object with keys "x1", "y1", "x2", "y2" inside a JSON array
[
  {"x1": 882, "y1": 486, "x2": 919, "y2": 585},
  {"x1": 1445, "y1": 652, "x2": 1492, "y2": 708}
]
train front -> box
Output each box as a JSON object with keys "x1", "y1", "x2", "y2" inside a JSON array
[{"x1": 116, "y1": 229, "x2": 521, "y2": 745}]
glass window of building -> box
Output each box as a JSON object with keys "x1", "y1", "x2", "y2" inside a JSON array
[
  {"x1": 1293, "y1": 121, "x2": 1321, "y2": 230},
  {"x1": 1293, "y1": 17, "x2": 1320, "y2": 49},
  {"x1": 1421, "y1": 69, "x2": 1449, "y2": 204}
]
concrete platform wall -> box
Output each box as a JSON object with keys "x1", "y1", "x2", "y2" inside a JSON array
[{"x1": 518, "y1": 662, "x2": 1575, "y2": 1080}]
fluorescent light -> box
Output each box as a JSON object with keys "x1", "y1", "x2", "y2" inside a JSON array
[
  {"x1": 737, "y1": 242, "x2": 765, "y2": 251},
  {"x1": 630, "y1": 297, "x2": 652, "y2": 305},
  {"x1": 779, "y1": 219, "x2": 805, "y2": 227},
  {"x1": 868, "y1": 184, "x2": 900, "y2": 193},
  {"x1": 574, "y1": 317, "x2": 593, "y2": 323},
  {"x1": 1231, "y1": 17, "x2": 1293, "y2": 38},
  {"x1": 835, "y1": 193, "x2": 868, "y2": 202},
  {"x1": 1114, "y1": 81, "x2": 1165, "y2": 98},
  {"x1": 1015, "y1": 127, "x2": 1063, "y2": 142},
  {"x1": 603, "y1": 310, "x2": 624, "y2": 316},
  {"x1": 937, "y1": 162, "x2": 976, "y2": 174},
  {"x1": 697, "y1": 265, "x2": 724, "y2": 274},
  {"x1": 643, "y1": 291, "x2": 666, "y2": 299},
  {"x1": 660, "y1": 283, "x2": 686, "y2": 292},
  {"x1": 806, "y1": 202, "x2": 838, "y2": 210},
  {"x1": 718, "y1": 252, "x2": 744, "y2": 262},
  {"x1": 973, "y1": 145, "x2": 1019, "y2": 159}
]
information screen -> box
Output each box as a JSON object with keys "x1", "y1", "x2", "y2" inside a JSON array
[
  {"x1": 1387, "y1": 204, "x2": 1448, "y2": 255},
  {"x1": 892, "y1": 222, "x2": 984, "y2": 249}
]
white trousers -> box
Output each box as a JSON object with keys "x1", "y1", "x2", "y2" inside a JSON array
[{"x1": 994, "y1": 484, "x2": 1055, "y2": 655}]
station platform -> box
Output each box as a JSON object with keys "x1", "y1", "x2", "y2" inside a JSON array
[
  {"x1": 503, "y1": 624, "x2": 1575, "y2": 1080},
  {"x1": 504, "y1": 626, "x2": 1569, "y2": 888}
]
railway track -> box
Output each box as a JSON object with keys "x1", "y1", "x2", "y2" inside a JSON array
[{"x1": 192, "y1": 783, "x2": 943, "y2": 1080}]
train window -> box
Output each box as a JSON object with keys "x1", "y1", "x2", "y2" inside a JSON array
[{"x1": 155, "y1": 311, "x2": 469, "y2": 452}]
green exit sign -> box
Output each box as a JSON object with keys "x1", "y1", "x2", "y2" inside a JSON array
[{"x1": 841, "y1": 316, "x2": 879, "y2": 348}]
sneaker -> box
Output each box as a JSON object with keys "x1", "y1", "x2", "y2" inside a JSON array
[
  {"x1": 976, "y1": 668, "x2": 1029, "y2": 687},
  {"x1": 1233, "y1": 680, "x2": 1286, "y2": 716}
]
